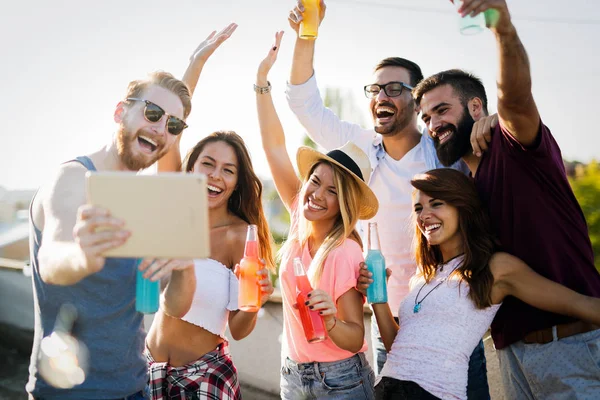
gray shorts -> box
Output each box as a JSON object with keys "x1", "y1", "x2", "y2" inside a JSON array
[{"x1": 498, "y1": 328, "x2": 600, "y2": 399}]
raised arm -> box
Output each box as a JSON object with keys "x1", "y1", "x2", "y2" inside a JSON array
[
  {"x1": 459, "y1": 0, "x2": 540, "y2": 146},
  {"x1": 158, "y1": 24, "x2": 238, "y2": 173},
  {"x1": 490, "y1": 252, "x2": 600, "y2": 326},
  {"x1": 286, "y1": 0, "x2": 372, "y2": 151},
  {"x1": 256, "y1": 31, "x2": 302, "y2": 210},
  {"x1": 288, "y1": 0, "x2": 326, "y2": 85},
  {"x1": 35, "y1": 163, "x2": 130, "y2": 285}
]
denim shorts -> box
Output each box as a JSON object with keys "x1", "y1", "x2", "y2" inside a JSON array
[{"x1": 280, "y1": 352, "x2": 375, "y2": 399}]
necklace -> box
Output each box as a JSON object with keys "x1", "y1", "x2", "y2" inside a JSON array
[
  {"x1": 413, "y1": 256, "x2": 463, "y2": 314},
  {"x1": 439, "y1": 253, "x2": 464, "y2": 272}
]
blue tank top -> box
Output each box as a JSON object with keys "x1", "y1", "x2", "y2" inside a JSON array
[{"x1": 26, "y1": 156, "x2": 147, "y2": 399}]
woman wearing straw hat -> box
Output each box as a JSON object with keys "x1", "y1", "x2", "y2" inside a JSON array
[{"x1": 256, "y1": 31, "x2": 377, "y2": 399}]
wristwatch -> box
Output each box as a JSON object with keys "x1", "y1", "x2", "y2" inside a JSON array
[{"x1": 254, "y1": 81, "x2": 271, "y2": 94}]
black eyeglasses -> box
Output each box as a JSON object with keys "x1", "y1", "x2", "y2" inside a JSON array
[
  {"x1": 363, "y1": 82, "x2": 413, "y2": 99},
  {"x1": 126, "y1": 98, "x2": 188, "y2": 135}
]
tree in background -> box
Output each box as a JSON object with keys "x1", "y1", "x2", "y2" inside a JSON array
[{"x1": 569, "y1": 160, "x2": 600, "y2": 271}]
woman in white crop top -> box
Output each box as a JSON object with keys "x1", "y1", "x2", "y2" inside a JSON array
[
  {"x1": 360, "y1": 169, "x2": 600, "y2": 400},
  {"x1": 144, "y1": 25, "x2": 276, "y2": 399}
]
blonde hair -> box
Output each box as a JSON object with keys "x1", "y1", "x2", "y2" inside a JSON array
[
  {"x1": 279, "y1": 161, "x2": 363, "y2": 287},
  {"x1": 124, "y1": 71, "x2": 192, "y2": 119}
]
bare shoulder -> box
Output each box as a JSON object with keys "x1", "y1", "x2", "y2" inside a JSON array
[
  {"x1": 225, "y1": 217, "x2": 249, "y2": 264},
  {"x1": 34, "y1": 162, "x2": 89, "y2": 230},
  {"x1": 489, "y1": 252, "x2": 525, "y2": 281},
  {"x1": 226, "y1": 218, "x2": 249, "y2": 245}
]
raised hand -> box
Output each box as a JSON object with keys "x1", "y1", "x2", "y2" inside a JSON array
[
  {"x1": 72, "y1": 205, "x2": 130, "y2": 275},
  {"x1": 189, "y1": 22, "x2": 238, "y2": 64},
  {"x1": 452, "y1": 0, "x2": 511, "y2": 34},
  {"x1": 138, "y1": 258, "x2": 194, "y2": 281},
  {"x1": 257, "y1": 31, "x2": 284, "y2": 82},
  {"x1": 288, "y1": 0, "x2": 327, "y2": 35}
]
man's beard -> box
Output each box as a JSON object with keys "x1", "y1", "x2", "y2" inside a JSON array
[
  {"x1": 373, "y1": 101, "x2": 415, "y2": 136},
  {"x1": 116, "y1": 125, "x2": 165, "y2": 171},
  {"x1": 435, "y1": 107, "x2": 475, "y2": 167}
]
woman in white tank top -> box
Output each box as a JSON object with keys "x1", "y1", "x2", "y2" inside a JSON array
[
  {"x1": 145, "y1": 25, "x2": 276, "y2": 399},
  {"x1": 360, "y1": 169, "x2": 600, "y2": 400}
]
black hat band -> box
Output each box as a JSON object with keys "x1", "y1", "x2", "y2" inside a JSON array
[{"x1": 326, "y1": 149, "x2": 365, "y2": 182}]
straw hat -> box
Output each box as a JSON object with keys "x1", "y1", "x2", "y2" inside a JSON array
[{"x1": 296, "y1": 142, "x2": 379, "y2": 220}]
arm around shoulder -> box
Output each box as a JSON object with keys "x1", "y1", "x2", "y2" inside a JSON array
[{"x1": 490, "y1": 252, "x2": 600, "y2": 326}]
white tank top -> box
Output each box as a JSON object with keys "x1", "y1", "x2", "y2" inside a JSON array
[
  {"x1": 379, "y1": 256, "x2": 501, "y2": 400},
  {"x1": 181, "y1": 259, "x2": 239, "y2": 338}
]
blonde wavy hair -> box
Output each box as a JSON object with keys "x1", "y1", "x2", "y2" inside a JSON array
[{"x1": 279, "y1": 161, "x2": 363, "y2": 287}]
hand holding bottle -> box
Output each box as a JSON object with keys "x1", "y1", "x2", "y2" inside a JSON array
[
  {"x1": 288, "y1": 0, "x2": 327, "y2": 38},
  {"x1": 357, "y1": 263, "x2": 392, "y2": 297},
  {"x1": 303, "y1": 289, "x2": 337, "y2": 330},
  {"x1": 235, "y1": 258, "x2": 273, "y2": 307}
]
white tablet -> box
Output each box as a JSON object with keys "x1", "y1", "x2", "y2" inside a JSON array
[{"x1": 85, "y1": 172, "x2": 209, "y2": 259}]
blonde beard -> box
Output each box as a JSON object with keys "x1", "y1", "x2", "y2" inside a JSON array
[{"x1": 116, "y1": 125, "x2": 165, "y2": 171}]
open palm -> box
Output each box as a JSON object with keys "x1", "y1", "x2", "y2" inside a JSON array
[
  {"x1": 190, "y1": 22, "x2": 238, "y2": 63},
  {"x1": 258, "y1": 31, "x2": 284, "y2": 79}
]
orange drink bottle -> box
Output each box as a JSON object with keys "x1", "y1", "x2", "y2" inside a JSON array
[
  {"x1": 299, "y1": 0, "x2": 320, "y2": 40},
  {"x1": 238, "y1": 225, "x2": 261, "y2": 312},
  {"x1": 293, "y1": 257, "x2": 327, "y2": 343}
]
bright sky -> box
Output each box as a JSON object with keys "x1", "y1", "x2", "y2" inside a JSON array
[{"x1": 1, "y1": 0, "x2": 599, "y2": 190}]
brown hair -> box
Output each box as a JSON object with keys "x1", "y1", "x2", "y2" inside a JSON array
[
  {"x1": 374, "y1": 57, "x2": 424, "y2": 87},
  {"x1": 411, "y1": 168, "x2": 498, "y2": 308},
  {"x1": 182, "y1": 131, "x2": 275, "y2": 271},
  {"x1": 413, "y1": 69, "x2": 489, "y2": 115},
  {"x1": 124, "y1": 71, "x2": 192, "y2": 119}
]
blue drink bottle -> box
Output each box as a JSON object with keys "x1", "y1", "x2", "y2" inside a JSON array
[
  {"x1": 135, "y1": 258, "x2": 159, "y2": 313},
  {"x1": 365, "y1": 222, "x2": 388, "y2": 304}
]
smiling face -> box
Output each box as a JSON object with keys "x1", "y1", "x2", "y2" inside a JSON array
[
  {"x1": 369, "y1": 66, "x2": 417, "y2": 137},
  {"x1": 115, "y1": 85, "x2": 184, "y2": 171},
  {"x1": 192, "y1": 140, "x2": 239, "y2": 210},
  {"x1": 419, "y1": 84, "x2": 476, "y2": 167},
  {"x1": 301, "y1": 163, "x2": 341, "y2": 224},
  {"x1": 413, "y1": 190, "x2": 462, "y2": 250}
]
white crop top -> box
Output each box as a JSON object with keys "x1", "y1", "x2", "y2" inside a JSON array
[
  {"x1": 379, "y1": 256, "x2": 501, "y2": 400},
  {"x1": 181, "y1": 258, "x2": 239, "y2": 338}
]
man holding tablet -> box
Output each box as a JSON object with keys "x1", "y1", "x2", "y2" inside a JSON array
[{"x1": 27, "y1": 71, "x2": 196, "y2": 399}]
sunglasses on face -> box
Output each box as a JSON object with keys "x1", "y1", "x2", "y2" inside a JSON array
[
  {"x1": 363, "y1": 82, "x2": 413, "y2": 99},
  {"x1": 126, "y1": 98, "x2": 188, "y2": 135}
]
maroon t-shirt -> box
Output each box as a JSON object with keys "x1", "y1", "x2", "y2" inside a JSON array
[{"x1": 474, "y1": 120, "x2": 600, "y2": 349}]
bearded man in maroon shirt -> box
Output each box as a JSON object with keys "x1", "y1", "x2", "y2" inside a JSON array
[{"x1": 413, "y1": 0, "x2": 600, "y2": 398}]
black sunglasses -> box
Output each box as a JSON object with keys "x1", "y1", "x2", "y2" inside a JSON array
[
  {"x1": 363, "y1": 82, "x2": 413, "y2": 99},
  {"x1": 126, "y1": 98, "x2": 188, "y2": 135}
]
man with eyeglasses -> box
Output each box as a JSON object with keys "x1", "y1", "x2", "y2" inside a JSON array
[
  {"x1": 285, "y1": 2, "x2": 492, "y2": 399},
  {"x1": 26, "y1": 71, "x2": 196, "y2": 399}
]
